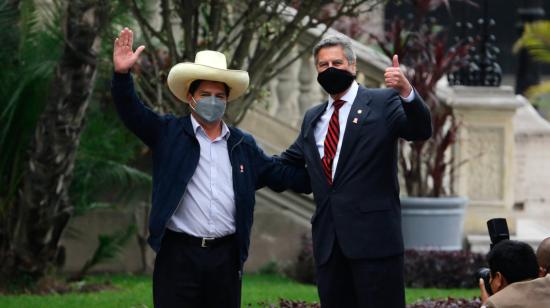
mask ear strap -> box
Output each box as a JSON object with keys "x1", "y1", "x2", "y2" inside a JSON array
[{"x1": 189, "y1": 96, "x2": 198, "y2": 111}]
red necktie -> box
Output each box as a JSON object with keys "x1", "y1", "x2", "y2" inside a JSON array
[{"x1": 322, "y1": 99, "x2": 345, "y2": 186}]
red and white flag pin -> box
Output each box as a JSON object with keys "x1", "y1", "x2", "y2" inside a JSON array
[{"x1": 240, "y1": 164, "x2": 245, "y2": 173}]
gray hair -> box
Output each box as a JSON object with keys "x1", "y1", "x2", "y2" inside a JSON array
[{"x1": 312, "y1": 35, "x2": 356, "y2": 65}]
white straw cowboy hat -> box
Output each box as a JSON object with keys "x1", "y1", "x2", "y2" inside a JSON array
[{"x1": 167, "y1": 50, "x2": 249, "y2": 103}]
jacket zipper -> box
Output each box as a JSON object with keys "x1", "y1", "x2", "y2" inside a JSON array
[
  {"x1": 230, "y1": 135, "x2": 244, "y2": 270},
  {"x1": 229, "y1": 137, "x2": 244, "y2": 217},
  {"x1": 230, "y1": 136, "x2": 245, "y2": 200}
]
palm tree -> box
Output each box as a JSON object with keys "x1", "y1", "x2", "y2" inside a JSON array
[
  {"x1": 0, "y1": 0, "x2": 111, "y2": 286},
  {"x1": 68, "y1": 105, "x2": 152, "y2": 278},
  {"x1": 0, "y1": 0, "x2": 63, "y2": 286}
]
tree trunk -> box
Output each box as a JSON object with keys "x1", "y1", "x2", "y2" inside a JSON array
[{"x1": 0, "y1": 0, "x2": 109, "y2": 286}]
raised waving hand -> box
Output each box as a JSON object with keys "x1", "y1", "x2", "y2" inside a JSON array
[{"x1": 113, "y1": 27, "x2": 145, "y2": 74}]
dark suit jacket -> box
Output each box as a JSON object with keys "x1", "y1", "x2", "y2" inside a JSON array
[{"x1": 281, "y1": 85, "x2": 432, "y2": 266}]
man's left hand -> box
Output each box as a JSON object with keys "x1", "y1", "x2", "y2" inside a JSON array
[{"x1": 384, "y1": 55, "x2": 413, "y2": 98}]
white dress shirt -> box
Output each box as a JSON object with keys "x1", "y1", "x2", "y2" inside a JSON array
[
  {"x1": 314, "y1": 82, "x2": 415, "y2": 180},
  {"x1": 166, "y1": 115, "x2": 236, "y2": 238}
]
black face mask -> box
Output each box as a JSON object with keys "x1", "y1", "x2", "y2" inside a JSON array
[{"x1": 317, "y1": 67, "x2": 356, "y2": 95}]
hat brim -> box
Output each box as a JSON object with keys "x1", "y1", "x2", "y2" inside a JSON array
[{"x1": 167, "y1": 63, "x2": 249, "y2": 103}]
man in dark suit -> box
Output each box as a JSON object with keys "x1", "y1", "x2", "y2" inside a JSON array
[{"x1": 281, "y1": 36, "x2": 432, "y2": 308}]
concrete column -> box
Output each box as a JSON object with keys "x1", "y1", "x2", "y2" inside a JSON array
[
  {"x1": 273, "y1": 48, "x2": 300, "y2": 126},
  {"x1": 297, "y1": 54, "x2": 323, "y2": 115},
  {"x1": 439, "y1": 85, "x2": 523, "y2": 234}
]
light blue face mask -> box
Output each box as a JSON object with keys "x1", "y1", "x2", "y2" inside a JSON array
[{"x1": 191, "y1": 95, "x2": 226, "y2": 123}]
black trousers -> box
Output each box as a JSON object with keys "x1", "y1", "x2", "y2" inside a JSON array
[
  {"x1": 153, "y1": 230, "x2": 241, "y2": 308},
  {"x1": 316, "y1": 239, "x2": 405, "y2": 308}
]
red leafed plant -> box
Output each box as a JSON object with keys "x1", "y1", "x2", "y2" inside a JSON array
[{"x1": 370, "y1": 0, "x2": 474, "y2": 197}]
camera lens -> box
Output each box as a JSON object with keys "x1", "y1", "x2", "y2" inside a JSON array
[{"x1": 476, "y1": 267, "x2": 492, "y2": 295}]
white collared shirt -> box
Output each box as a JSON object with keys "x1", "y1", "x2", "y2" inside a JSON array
[
  {"x1": 313, "y1": 82, "x2": 415, "y2": 180},
  {"x1": 314, "y1": 81, "x2": 358, "y2": 179},
  {"x1": 166, "y1": 115, "x2": 236, "y2": 238}
]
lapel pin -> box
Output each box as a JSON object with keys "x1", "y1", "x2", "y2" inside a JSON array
[
  {"x1": 357, "y1": 109, "x2": 362, "y2": 114},
  {"x1": 240, "y1": 164, "x2": 244, "y2": 173},
  {"x1": 352, "y1": 118, "x2": 358, "y2": 124}
]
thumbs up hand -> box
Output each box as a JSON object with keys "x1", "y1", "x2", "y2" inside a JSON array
[
  {"x1": 392, "y1": 54, "x2": 400, "y2": 68},
  {"x1": 384, "y1": 55, "x2": 413, "y2": 98}
]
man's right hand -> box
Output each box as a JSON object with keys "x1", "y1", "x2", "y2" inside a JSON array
[
  {"x1": 113, "y1": 27, "x2": 145, "y2": 74},
  {"x1": 479, "y1": 278, "x2": 490, "y2": 305}
]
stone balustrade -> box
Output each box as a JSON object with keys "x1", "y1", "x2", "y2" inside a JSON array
[{"x1": 259, "y1": 25, "x2": 389, "y2": 128}]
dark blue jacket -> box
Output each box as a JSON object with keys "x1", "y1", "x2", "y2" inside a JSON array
[{"x1": 111, "y1": 73, "x2": 311, "y2": 267}]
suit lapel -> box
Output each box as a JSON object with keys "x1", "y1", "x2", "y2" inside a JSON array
[
  {"x1": 304, "y1": 102, "x2": 327, "y2": 179},
  {"x1": 333, "y1": 86, "x2": 372, "y2": 184}
]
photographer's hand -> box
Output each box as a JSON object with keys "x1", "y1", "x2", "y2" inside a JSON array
[{"x1": 479, "y1": 278, "x2": 490, "y2": 304}]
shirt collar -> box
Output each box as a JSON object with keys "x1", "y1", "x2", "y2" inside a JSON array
[
  {"x1": 190, "y1": 114, "x2": 230, "y2": 140},
  {"x1": 327, "y1": 81, "x2": 359, "y2": 109}
]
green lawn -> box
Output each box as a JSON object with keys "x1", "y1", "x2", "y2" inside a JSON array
[{"x1": 0, "y1": 274, "x2": 479, "y2": 308}]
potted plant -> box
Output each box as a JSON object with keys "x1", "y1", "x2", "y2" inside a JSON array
[{"x1": 370, "y1": 1, "x2": 473, "y2": 250}]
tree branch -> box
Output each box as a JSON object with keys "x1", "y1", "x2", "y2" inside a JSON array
[
  {"x1": 127, "y1": 0, "x2": 169, "y2": 46},
  {"x1": 160, "y1": 0, "x2": 180, "y2": 61},
  {"x1": 207, "y1": 0, "x2": 223, "y2": 49}
]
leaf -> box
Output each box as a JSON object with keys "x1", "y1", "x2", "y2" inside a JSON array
[
  {"x1": 513, "y1": 21, "x2": 550, "y2": 63},
  {"x1": 69, "y1": 105, "x2": 151, "y2": 216},
  {"x1": 525, "y1": 81, "x2": 550, "y2": 100}
]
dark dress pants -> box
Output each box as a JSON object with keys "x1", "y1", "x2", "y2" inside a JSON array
[
  {"x1": 153, "y1": 230, "x2": 241, "y2": 308},
  {"x1": 316, "y1": 238, "x2": 405, "y2": 308}
]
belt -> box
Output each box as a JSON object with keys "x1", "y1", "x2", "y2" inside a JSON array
[{"x1": 164, "y1": 229, "x2": 235, "y2": 248}]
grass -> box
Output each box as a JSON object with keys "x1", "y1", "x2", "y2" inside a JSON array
[
  {"x1": 0, "y1": 274, "x2": 479, "y2": 308},
  {"x1": 405, "y1": 288, "x2": 479, "y2": 305}
]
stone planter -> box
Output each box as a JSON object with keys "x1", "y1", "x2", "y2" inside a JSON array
[{"x1": 401, "y1": 196, "x2": 468, "y2": 250}]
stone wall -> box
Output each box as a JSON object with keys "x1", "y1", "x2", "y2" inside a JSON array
[
  {"x1": 512, "y1": 99, "x2": 550, "y2": 243},
  {"x1": 437, "y1": 84, "x2": 523, "y2": 234},
  {"x1": 514, "y1": 99, "x2": 550, "y2": 217},
  {"x1": 60, "y1": 204, "x2": 155, "y2": 274}
]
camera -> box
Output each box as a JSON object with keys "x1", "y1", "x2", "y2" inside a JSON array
[{"x1": 476, "y1": 218, "x2": 510, "y2": 295}]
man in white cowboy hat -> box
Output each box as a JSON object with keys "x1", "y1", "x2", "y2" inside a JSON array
[{"x1": 111, "y1": 27, "x2": 310, "y2": 308}]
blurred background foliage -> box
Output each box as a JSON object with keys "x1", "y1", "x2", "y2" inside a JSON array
[
  {"x1": 0, "y1": 0, "x2": 149, "y2": 288},
  {"x1": 514, "y1": 20, "x2": 550, "y2": 117}
]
